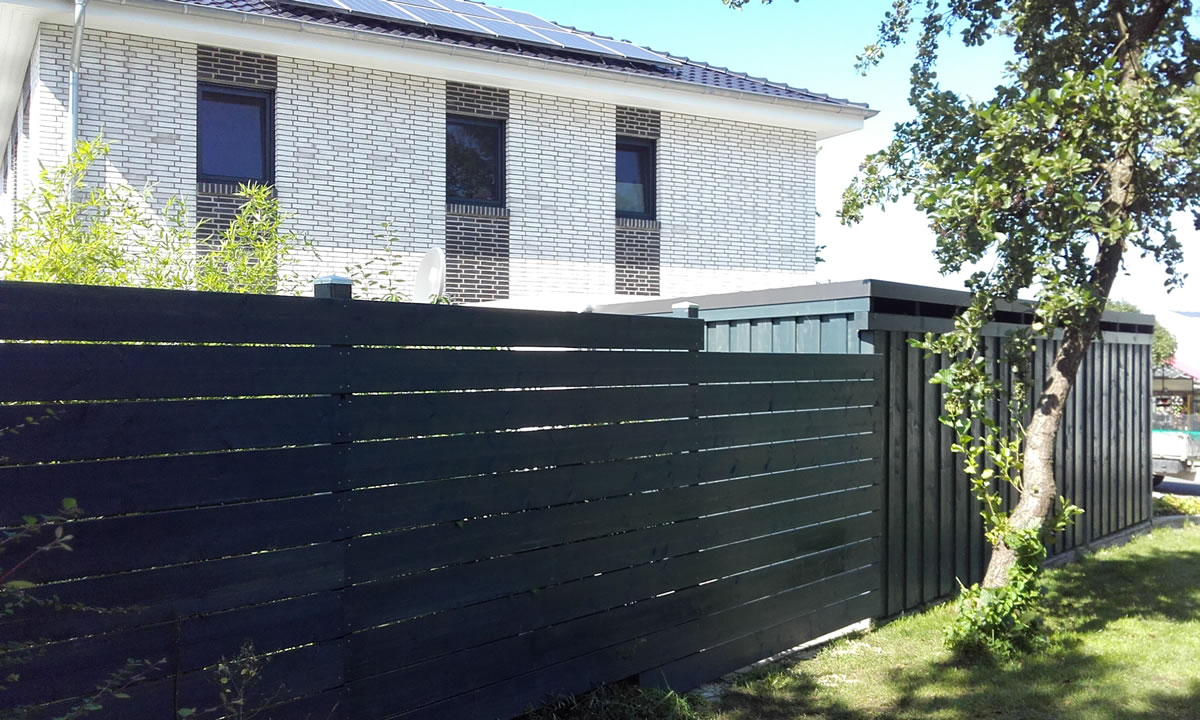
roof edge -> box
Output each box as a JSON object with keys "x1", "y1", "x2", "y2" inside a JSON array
[{"x1": 1, "y1": 0, "x2": 876, "y2": 137}]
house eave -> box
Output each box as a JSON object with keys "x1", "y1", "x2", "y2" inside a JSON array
[
  {"x1": 0, "y1": 4, "x2": 39, "y2": 155},
  {"x1": 1, "y1": 0, "x2": 874, "y2": 147}
]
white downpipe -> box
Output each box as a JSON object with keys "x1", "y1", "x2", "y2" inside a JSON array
[{"x1": 67, "y1": 0, "x2": 88, "y2": 161}]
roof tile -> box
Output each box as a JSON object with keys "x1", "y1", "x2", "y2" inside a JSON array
[{"x1": 169, "y1": 0, "x2": 870, "y2": 110}]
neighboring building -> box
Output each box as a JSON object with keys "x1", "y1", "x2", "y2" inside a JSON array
[{"x1": 0, "y1": 0, "x2": 875, "y2": 302}]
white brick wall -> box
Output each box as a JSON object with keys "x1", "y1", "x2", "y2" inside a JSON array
[
  {"x1": 34, "y1": 25, "x2": 196, "y2": 209},
  {"x1": 658, "y1": 112, "x2": 817, "y2": 296},
  {"x1": 14, "y1": 25, "x2": 822, "y2": 300},
  {"x1": 508, "y1": 91, "x2": 615, "y2": 296},
  {"x1": 276, "y1": 57, "x2": 444, "y2": 294}
]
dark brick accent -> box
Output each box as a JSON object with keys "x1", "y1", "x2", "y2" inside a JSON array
[
  {"x1": 615, "y1": 226, "x2": 661, "y2": 296},
  {"x1": 616, "y1": 106, "x2": 661, "y2": 139},
  {"x1": 196, "y1": 190, "x2": 245, "y2": 240},
  {"x1": 197, "y1": 46, "x2": 277, "y2": 89},
  {"x1": 445, "y1": 212, "x2": 510, "y2": 303},
  {"x1": 447, "y1": 82, "x2": 510, "y2": 119}
]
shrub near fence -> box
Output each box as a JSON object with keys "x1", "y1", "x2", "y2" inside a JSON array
[{"x1": 0, "y1": 281, "x2": 885, "y2": 720}]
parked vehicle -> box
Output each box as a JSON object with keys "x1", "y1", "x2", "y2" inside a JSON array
[{"x1": 1153, "y1": 414, "x2": 1200, "y2": 486}]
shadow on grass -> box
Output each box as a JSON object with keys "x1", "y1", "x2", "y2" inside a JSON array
[
  {"x1": 715, "y1": 545, "x2": 1200, "y2": 720},
  {"x1": 1042, "y1": 547, "x2": 1200, "y2": 633},
  {"x1": 717, "y1": 639, "x2": 1200, "y2": 720}
]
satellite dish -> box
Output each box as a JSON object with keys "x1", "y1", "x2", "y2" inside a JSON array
[{"x1": 413, "y1": 247, "x2": 446, "y2": 303}]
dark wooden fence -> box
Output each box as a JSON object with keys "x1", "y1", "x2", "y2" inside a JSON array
[
  {"x1": 0, "y1": 281, "x2": 885, "y2": 719},
  {"x1": 600, "y1": 280, "x2": 1155, "y2": 617}
]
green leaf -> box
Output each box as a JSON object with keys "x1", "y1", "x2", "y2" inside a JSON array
[
  {"x1": 4, "y1": 581, "x2": 36, "y2": 590},
  {"x1": 62, "y1": 497, "x2": 78, "y2": 511}
]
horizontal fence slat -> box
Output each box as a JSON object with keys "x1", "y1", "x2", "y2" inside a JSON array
[
  {"x1": 0, "y1": 346, "x2": 881, "y2": 403},
  {"x1": 0, "y1": 388, "x2": 879, "y2": 466},
  {"x1": 391, "y1": 568, "x2": 880, "y2": 720},
  {"x1": 0, "y1": 397, "x2": 337, "y2": 465},
  {"x1": 347, "y1": 433, "x2": 880, "y2": 533},
  {"x1": 0, "y1": 281, "x2": 702, "y2": 349},
  {"x1": 641, "y1": 589, "x2": 885, "y2": 693},
  {"x1": 0, "y1": 444, "x2": 342, "y2": 518},
  {"x1": 346, "y1": 513, "x2": 879, "y2": 678},
  {"x1": 347, "y1": 462, "x2": 878, "y2": 581},
  {"x1": 349, "y1": 540, "x2": 878, "y2": 715},
  {"x1": 345, "y1": 481, "x2": 881, "y2": 626},
  {"x1": 2, "y1": 544, "x2": 343, "y2": 643},
  {"x1": 0, "y1": 405, "x2": 880, "y2": 518},
  {"x1": 16, "y1": 494, "x2": 341, "y2": 584}
]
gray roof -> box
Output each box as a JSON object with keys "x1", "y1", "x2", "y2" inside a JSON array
[{"x1": 171, "y1": 0, "x2": 872, "y2": 112}]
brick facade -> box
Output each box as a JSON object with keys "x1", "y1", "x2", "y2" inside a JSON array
[
  {"x1": 615, "y1": 224, "x2": 661, "y2": 296},
  {"x1": 15, "y1": 24, "x2": 821, "y2": 301},
  {"x1": 275, "y1": 55, "x2": 444, "y2": 293},
  {"x1": 196, "y1": 45, "x2": 277, "y2": 90},
  {"x1": 616, "y1": 106, "x2": 660, "y2": 140},
  {"x1": 445, "y1": 209, "x2": 510, "y2": 303},
  {"x1": 658, "y1": 112, "x2": 817, "y2": 295},
  {"x1": 25, "y1": 26, "x2": 196, "y2": 237},
  {"x1": 444, "y1": 82, "x2": 512, "y2": 302},
  {"x1": 509, "y1": 90, "x2": 616, "y2": 297},
  {"x1": 195, "y1": 46, "x2": 278, "y2": 238},
  {"x1": 446, "y1": 81, "x2": 509, "y2": 119}
]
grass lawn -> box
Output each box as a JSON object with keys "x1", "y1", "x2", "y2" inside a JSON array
[
  {"x1": 526, "y1": 524, "x2": 1200, "y2": 720},
  {"x1": 707, "y1": 523, "x2": 1200, "y2": 720}
]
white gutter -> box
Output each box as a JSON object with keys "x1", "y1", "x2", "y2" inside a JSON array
[
  {"x1": 0, "y1": 0, "x2": 875, "y2": 140},
  {"x1": 67, "y1": 0, "x2": 88, "y2": 162}
]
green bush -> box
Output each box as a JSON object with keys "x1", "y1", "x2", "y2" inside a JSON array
[{"x1": 1, "y1": 137, "x2": 305, "y2": 295}]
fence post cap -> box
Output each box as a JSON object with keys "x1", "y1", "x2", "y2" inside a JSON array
[
  {"x1": 314, "y1": 275, "x2": 354, "y2": 300},
  {"x1": 672, "y1": 302, "x2": 700, "y2": 319}
]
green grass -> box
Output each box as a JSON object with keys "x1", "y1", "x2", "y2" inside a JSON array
[
  {"x1": 709, "y1": 524, "x2": 1200, "y2": 720},
  {"x1": 524, "y1": 524, "x2": 1200, "y2": 720},
  {"x1": 1155, "y1": 493, "x2": 1200, "y2": 516}
]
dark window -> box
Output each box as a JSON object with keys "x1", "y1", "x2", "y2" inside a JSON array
[
  {"x1": 197, "y1": 84, "x2": 273, "y2": 183},
  {"x1": 447, "y1": 115, "x2": 504, "y2": 206},
  {"x1": 616, "y1": 138, "x2": 655, "y2": 219}
]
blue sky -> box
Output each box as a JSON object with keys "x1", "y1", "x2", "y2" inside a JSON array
[{"x1": 492, "y1": 0, "x2": 1196, "y2": 315}]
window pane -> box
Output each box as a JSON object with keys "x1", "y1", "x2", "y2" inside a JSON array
[
  {"x1": 447, "y1": 120, "x2": 502, "y2": 204},
  {"x1": 198, "y1": 90, "x2": 267, "y2": 181},
  {"x1": 616, "y1": 145, "x2": 648, "y2": 215}
]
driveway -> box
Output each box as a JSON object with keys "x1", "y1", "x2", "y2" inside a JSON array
[{"x1": 1157, "y1": 477, "x2": 1200, "y2": 497}]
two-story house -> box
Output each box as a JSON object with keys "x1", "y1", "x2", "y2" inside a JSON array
[{"x1": 0, "y1": 0, "x2": 875, "y2": 302}]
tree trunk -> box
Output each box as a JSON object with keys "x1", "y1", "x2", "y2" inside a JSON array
[
  {"x1": 981, "y1": 5, "x2": 1154, "y2": 587},
  {"x1": 981, "y1": 239, "x2": 1125, "y2": 587}
]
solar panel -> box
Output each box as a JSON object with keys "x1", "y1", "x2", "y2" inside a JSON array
[
  {"x1": 397, "y1": 4, "x2": 496, "y2": 33},
  {"x1": 287, "y1": 0, "x2": 348, "y2": 11},
  {"x1": 284, "y1": 0, "x2": 679, "y2": 67},
  {"x1": 466, "y1": 16, "x2": 562, "y2": 46},
  {"x1": 429, "y1": 0, "x2": 503, "y2": 19},
  {"x1": 340, "y1": 0, "x2": 418, "y2": 22},
  {"x1": 529, "y1": 28, "x2": 616, "y2": 55},
  {"x1": 586, "y1": 36, "x2": 675, "y2": 65},
  {"x1": 483, "y1": 6, "x2": 560, "y2": 30}
]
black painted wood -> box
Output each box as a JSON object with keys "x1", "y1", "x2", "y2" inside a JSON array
[
  {"x1": 0, "y1": 280, "x2": 702, "y2": 349},
  {"x1": 3, "y1": 280, "x2": 888, "y2": 720}
]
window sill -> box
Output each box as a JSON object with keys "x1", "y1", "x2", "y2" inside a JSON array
[
  {"x1": 616, "y1": 216, "x2": 661, "y2": 231},
  {"x1": 197, "y1": 180, "x2": 273, "y2": 196},
  {"x1": 447, "y1": 203, "x2": 510, "y2": 218}
]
